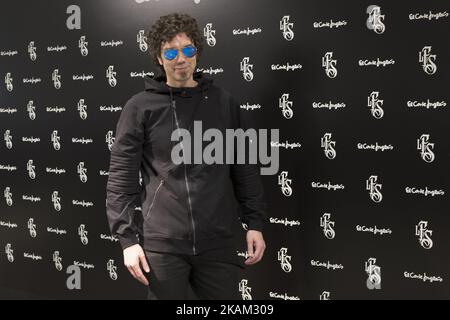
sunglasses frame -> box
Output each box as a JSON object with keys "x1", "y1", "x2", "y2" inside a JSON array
[{"x1": 162, "y1": 44, "x2": 197, "y2": 61}]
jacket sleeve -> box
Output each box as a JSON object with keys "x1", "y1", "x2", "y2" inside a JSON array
[
  {"x1": 106, "y1": 97, "x2": 144, "y2": 250},
  {"x1": 228, "y1": 94, "x2": 268, "y2": 232}
]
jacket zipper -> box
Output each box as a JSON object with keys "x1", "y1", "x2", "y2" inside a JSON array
[
  {"x1": 146, "y1": 179, "x2": 164, "y2": 219},
  {"x1": 172, "y1": 100, "x2": 197, "y2": 255}
]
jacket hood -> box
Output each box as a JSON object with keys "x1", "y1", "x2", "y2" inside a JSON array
[{"x1": 144, "y1": 71, "x2": 213, "y2": 97}]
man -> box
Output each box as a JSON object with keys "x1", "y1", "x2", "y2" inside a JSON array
[{"x1": 106, "y1": 13, "x2": 267, "y2": 300}]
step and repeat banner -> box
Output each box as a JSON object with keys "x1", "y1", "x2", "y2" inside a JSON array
[{"x1": 0, "y1": 0, "x2": 449, "y2": 299}]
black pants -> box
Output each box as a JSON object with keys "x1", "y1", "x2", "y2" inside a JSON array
[{"x1": 144, "y1": 250, "x2": 241, "y2": 300}]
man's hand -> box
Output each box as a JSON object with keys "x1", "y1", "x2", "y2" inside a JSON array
[
  {"x1": 245, "y1": 230, "x2": 266, "y2": 265},
  {"x1": 123, "y1": 244, "x2": 150, "y2": 285}
]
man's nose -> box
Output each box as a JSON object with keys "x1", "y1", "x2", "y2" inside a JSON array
[{"x1": 176, "y1": 51, "x2": 186, "y2": 63}]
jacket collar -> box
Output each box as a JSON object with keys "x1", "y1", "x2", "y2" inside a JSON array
[{"x1": 144, "y1": 71, "x2": 212, "y2": 97}]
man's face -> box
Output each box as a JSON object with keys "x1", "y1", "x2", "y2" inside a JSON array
[{"x1": 157, "y1": 32, "x2": 197, "y2": 87}]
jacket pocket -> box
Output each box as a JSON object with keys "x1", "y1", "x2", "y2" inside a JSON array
[{"x1": 145, "y1": 179, "x2": 164, "y2": 219}]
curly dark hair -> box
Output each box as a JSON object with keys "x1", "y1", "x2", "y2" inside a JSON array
[{"x1": 146, "y1": 13, "x2": 204, "y2": 74}]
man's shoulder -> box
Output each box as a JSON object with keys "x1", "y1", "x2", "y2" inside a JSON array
[
  {"x1": 210, "y1": 84, "x2": 231, "y2": 98},
  {"x1": 123, "y1": 90, "x2": 168, "y2": 110},
  {"x1": 207, "y1": 84, "x2": 236, "y2": 107}
]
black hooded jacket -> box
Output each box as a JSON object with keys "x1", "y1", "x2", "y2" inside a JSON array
[{"x1": 106, "y1": 71, "x2": 267, "y2": 257}]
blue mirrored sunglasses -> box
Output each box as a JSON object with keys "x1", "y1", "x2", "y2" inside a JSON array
[{"x1": 163, "y1": 45, "x2": 197, "y2": 60}]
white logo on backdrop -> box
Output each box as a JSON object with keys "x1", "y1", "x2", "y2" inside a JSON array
[
  {"x1": 314, "y1": 19, "x2": 347, "y2": 29},
  {"x1": 52, "y1": 191, "x2": 62, "y2": 211},
  {"x1": 4, "y1": 187, "x2": 13, "y2": 206},
  {"x1": 367, "y1": 91, "x2": 384, "y2": 119},
  {"x1": 419, "y1": 46, "x2": 437, "y2": 75},
  {"x1": 78, "y1": 224, "x2": 88, "y2": 245},
  {"x1": 320, "y1": 291, "x2": 331, "y2": 300},
  {"x1": 278, "y1": 171, "x2": 293, "y2": 197},
  {"x1": 311, "y1": 181, "x2": 345, "y2": 191},
  {"x1": 28, "y1": 41, "x2": 37, "y2": 61},
  {"x1": 137, "y1": 30, "x2": 148, "y2": 52},
  {"x1": 27, "y1": 100, "x2": 36, "y2": 120},
  {"x1": 51, "y1": 130, "x2": 61, "y2": 150},
  {"x1": 356, "y1": 225, "x2": 392, "y2": 236},
  {"x1": 269, "y1": 292, "x2": 300, "y2": 300},
  {"x1": 279, "y1": 93, "x2": 293, "y2": 119},
  {"x1": 27, "y1": 160, "x2": 36, "y2": 179},
  {"x1": 52, "y1": 69, "x2": 61, "y2": 89},
  {"x1": 313, "y1": 101, "x2": 346, "y2": 110},
  {"x1": 78, "y1": 99, "x2": 88, "y2": 119},
  {"x1": 407, "y1": 100, "x2": 446, "y2": 110},
  {"x1": 106, "y1": 65, "x2": 117, "y2": 87},
  {"x1": 106, "y1": 131, "x2": 115, "y2": 151},
  {"x1": 405, "y1": 186, "x2": 444, "y2": 197},
  {"x1": 366, "y1": 5, "x2": 385, "y2": 34},
  {"x1": 239, "y1": 279, "x2": 252, "y2": 300},
  {"x1": 79, "y1": 36, "x2": 89, "y2": 56},
  {"x1": 5, "y1": 244, "x2": 14, "y2": 263},
  {"x1": 404, "y1": 271, "x2": 443, "y2": 283},
  {"x1": 204, "y1": 23, "x2": 216, "y2": 47},
  {"x1": 277, "y1": 247, "x2": 292, "y2": 273},
  {"x1": 27, "y1": 218, "x2": 37, "y2": 238},
  {"x1": 240, "y1": 57, "x2": 253, "y2": 81},
  {"x1": 53, "y1": 251, "x2": 63, "y2": 271},
  {"x1": 320, "y1": 213, "x2": 335, "y2": 239},
  {"x1": 322, "y1": 52, "x2": 337, "y2": 78},
  {"x1": 5, "y1": 72, "x2": 13, "y2": 92},
  {"x1": 366, "y1": 175, "x2": 382, "y2": 203},
  {"x1": 280, "y1": 15, "x2": 294, "y2": 41},
  {"x1": 365, "y1": 258, "x2": 381, "y2": 289},
  {"x1": 321, "y1": 133, "x2": 336, "y2": 159},
  {"x1": 107, "y1": 259, "x2": 118, "y2": 280},
  {"x1": 417, "y1": 134, "x2": 435, "y2": 163},
  {"x1": 4, "y1": 130, "x2": 12, "y2": 149},
  {"x1": 311, "y1": 259, "x2": 344, "y2": 270},
  {"x1": 415, "y1": 221, "x2": 433, "y2": 249},
  {"x1": 409, "y1": 11, "x2": 449, "y2": 21},
  {"x1": 77, "y1": 162, "x2": 88, "y2": 183}
]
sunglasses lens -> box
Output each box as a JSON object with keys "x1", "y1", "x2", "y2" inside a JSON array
[
  {"x1": 163, "y1": 46, "x2": 196, "y2": 60},
  {"x1": 163, "y1": 49, "x2": 178, "y2": 60},
  {"x1": 182, "y1": 46, "x2": 197, "y2": 58}
]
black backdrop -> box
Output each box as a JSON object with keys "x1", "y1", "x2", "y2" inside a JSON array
[{"x1": 0, "y1": 0, "x2": 449, "y2": 299}]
